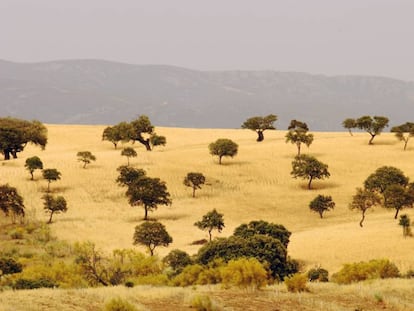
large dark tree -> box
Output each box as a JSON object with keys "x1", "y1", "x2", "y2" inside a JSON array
[
  {"x1": 133, "y1": 221, "x2": 173, "y2": 256},
  {"x1": 355, "y1": 115, "x2": 389, "y2": 145},
  {"x1": 126, "y1": 176, "x2": 171, "y2": 220},
  {"x1": 364, "y1": 166, "x2": 409, "y2": 197},
  {"x1": 241, "y1": 114, "x2": 277, "y2": 142},
  {"x1": 391, "y1": 122, "x2": 414, "y2": 150},
  {"x1": 285, "y1": 120, "x2": 314, "y2": 156},
  {"x1": 130, "y1": 115, "x2": 154, "y2": 151},
  {"x1": 291, "y1": 155, "x2": 330, "y2": 190},
  {"x1": 0, "y1": 117, "x2": 47, "y2": 160},
  {"x1": 208, "y1": 138, "x2": 238, "y2": 164},
  {"x1": 349, "y1": 188, "x2": 381, "y2": 227},
  {"x1": 0, "y1": 184, "x2": 25, "y2": 224},
  {"x1": 194, "y1": 209, "x2": 225, "y2": 241}
]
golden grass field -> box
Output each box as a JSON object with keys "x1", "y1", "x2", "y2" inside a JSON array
[{"x1": 1, "y1": 124, "x2": 414, "y2": 275}]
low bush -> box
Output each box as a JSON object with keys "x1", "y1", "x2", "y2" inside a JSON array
[
  {"x1": 13, "y1": 278, "x2": 57, "y2": 290},
  {"x1": 188, "y1": 294, "x2": 223, "y2": 311},
  {"x1": 307, "y1": 266, "x2": 329, "y2": 282},
  {"x1": 284, "y1": 273, "x2": 308, "y2": 292},
  {"x1": 104, "y1": 297, "x2": 138, "y2": 311},
  {"x1": 9, "y1": 227, "x2": 25, "y2": 240},
  {"x1": 0, "y1": 257, "x2": 22, "y2": 275}
]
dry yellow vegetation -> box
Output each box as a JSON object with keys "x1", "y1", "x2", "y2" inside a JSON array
[{"x1": 1, "y1": 124, "x2": 414, "y2": 274}]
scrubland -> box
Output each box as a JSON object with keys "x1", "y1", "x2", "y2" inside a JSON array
[{"x1": 1, "y1": 125, "x2": 414, "y2": 310}]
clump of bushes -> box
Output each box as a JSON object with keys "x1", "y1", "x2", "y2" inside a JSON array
[
  {"x1": 12, "y1": 278, "x2": 57, "y2": 289},
  {"x1": 188, "y1": 294, "x2": 223, "y2": 311},
  {"x1": 284, "y1": 273, "x2": 308, "y2": 292},
  {"x1": 332, "y1": 259, "x2": 400, "y2": 284},
  {"x1": 221, "y1": 257, "x2": 268, "y2": 290},
  {"x1": 104, "y1": 297, "x2": 139, "y2": 311},
  {"x1": 307, "y1": 266, "x2": 329, "y2": 282}
]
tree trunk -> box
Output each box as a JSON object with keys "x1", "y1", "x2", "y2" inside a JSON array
[
  {"x1": 113, "y1": 142, "x2": 117, "y2": 149},
  {"x1": 348, "y1": 129, "x2": 353, "y2": 136},
  {"x1": 47, "y1": 212, "x2": 54, "y2": 224},
  {"x1": 137, "y1": 137, "x2": 152, "y2": 151},
  {"x1": 319, "y1": 211, "x2": 323, "y2": 218},
  {"x1": 404, "y1": 139, "x2": 408, "y2": 151},
  {"x1": 144, "y1": 206, "x2": 148, "y2": 220},
  {"x1": 47, "y1": 181, "x2": 51, "y2": 192},
  {"x1": 149, "y1": 245, "x2": 155, "y2": 256},
  {"x1": 30, "y1": 171, "x2": 34, "y2": 180},
  {"x1": 308, "y1": 176, "x2": 313, "y2": 190},
  {"x1": 208, "y1": 229, "x2": 212, "y2": 241},
  {"x1": 3, "y1": 149, "x2": 10, "y2": 160},
  {"x1": 297, "y1": 143, "x2": 301, "y2": 156},
  {"x1": 192, "y1": 187, "x2": 196, "y2": 198},
  {"x1": 360, "y1": 210, "x2": 365, "y2": 227},
  {"x1": 83, "y1": 162, "x2": 87, "y2": 168},
  {"x1": 219, "y1": 156, "x2": 222, "y2": 165},
  {"x1": 257, "y1": 131, "x2": 264, "y2": 142},
  {"x1": 394, "y1": 208, "x2": 400, "y2": 219},
  {"x1": 11, "y1": 150, "x2": 17, "y2": 159},
  {"x1": 127, "y1": 157, "x2": 130, "y2": 166},
  {"x1": 368, "y1": 134, "x2": 375, "y2": 145}
]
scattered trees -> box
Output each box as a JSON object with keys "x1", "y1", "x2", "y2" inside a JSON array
[
  {"x1": 121, "y1": 147, "x2": 137, "y2": 166},
  {"x1": 291, "y1": 155, "x2": 330, "y2": 190},
  {"x1": 285, "y1": 120, "x2": 314, "y2": 156},
  {"x1": 77, "y1": 151, "x2": 96, "y2": 168},
  {"x1": 0, "y1": 117, "x2": 48, "y2": 160},
  {"x1": 24, "y1": 156, "x2": 43, "y2": 180},
  {"x1": 241, "y1": 114, "x2": 277, "y2": 142},
  {"x1": 399, "y1": 214, "x2": 411, "y2": 238},
  {"x1": 194, "y1": 209, "x2": 225, "y2": 241},
  {"x1": 42, "y1": 194, "x2": 68, "y2": 224},
  {"x1": 354, "y1": 115, "x2": 389, "y2": 145},
  {"x1": 0, "y1": 184, "x2": 25, "y2": 224},
  {"x1": 349, "y1": 188, "x2": 381, "y2": 227},
  {"x1": 391, "y1": 122, "x2": 414, "y2": 150},
  {"x1": 42, "y1": 168, "x2": 62, "y2": 192},
  {"x1": 309, "y1": 195, "x2": 335, "y2": 218},
  {"x1": 208, "y1": 138, "x2": 238, "y2": 164},
  {"x1": 183, "y1": 172, "x2": 206, "y2": 197},
  {"x1": 342, "y1": 118, "x2": 356, "y2": 136},
  {"x1": 133, "y1": 221, "x2": 173, "y2": 256}
]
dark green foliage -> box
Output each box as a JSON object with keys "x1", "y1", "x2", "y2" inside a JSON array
[
  {"x1": 0, "y1": 117, "x2": 47, "y2": 160},
  {"x1": 42, "y1": 194, "x2": 68, "y2": 224},
  {"x1": 355, "y1": 115, "x2": 389, "y2": 144},
  {"x1": 309, "y1": 195, "x2": 335, "y2": 218},
  {"x1": 291, "y1": 155, "x2": 330, "y2": 189},
  {"x1": 130, "y1": 115, "x2": 155, "y2": 151},
  {"x1": 398, "y1": 214, "x2": 411, "y2": 237},
  {"x1": 116, "y1": 166, "x2": 146, "y2": 187},
  {"x1": 102, "y1": 123, "x2": 129, "y2": 149},
  {"x1": 233, "y1": 220, "x2": 291, "y2": 248},
  {"x1": 285, "y1": 120, "x2": 313, "y2": 156},
  {"x1": 0, "y1": 184, "x2": 25, "y2": 223},
  {"x1": 0, "y1": 257, "x2": 23, "y2": 275},
  {"x1": 77, "y1": 151, "x2": 96, "y2": 168},
  {"x1": 391, "y1": 122, "x2": 414, "y2": 150},
  {"x1": 24, "y1": 156, "x2": 43, "y2": 180},
  {"x1": 133, "y1": 221, "x2": 173, "y2": 256},
  {"x1": 342, "y1": 118, "x2": 356, "y2": 136},
  {"x1": 150, "y1": 134, "x2": 167, "y2": 148},
  {"x1": 183, "y1": 172, "x2": 206, "y2": 197},
  {"x1": 42, "y1": 168, "x2": 62, "y2": 192},
  {"x1": 121, "y1": 147, "x2": 137, "y2": 166},
  {"x1": 383, "y1": 184, "x2": 414, "y2": 219},
  {"x1": 208, "y1": 138, "x2": 238, "y2": 164},
  {"x1": 307, "y1": 267, "x2": 329, "y2": 282},
  {"x1": 364, "y1": 166, "x2": 409, "y2": 195},
  {"x1": 241, "y1": 114, "x2": 277, "y2": 142},
  {"x1": 126, "y1": 176, "x2": 171, "y2": 220},
  {"x1": 13, "y1": 278, "x2": 57, "y2": 290},
  {"x1": 163, "y1": 249, "x2": 192, "y2": 274},
  {"x1": 194, "y1": 209, "x2": 225, "y2": 241},
  {"x1": 349, "y1": 188, "x2": 381, "y2": 227}
]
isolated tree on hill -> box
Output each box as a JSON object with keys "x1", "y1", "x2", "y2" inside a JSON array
[
  {"x1": 363, "y1": 166, "x2": 409, "y2": 198},
  {"x1": 116, "y1": 166, "x2": 146, "y2": 187},
  {"x1": 0, "y1": 184, "x2": 25, "y2": 224},
  {"x1": 349, "y1": 188, "x2": 381, "y2": 227},
  {"x1": 291, "y1": 155, "x2": 330, "y2": 190},
  {"x1": 42, "y1": 168, "x2": 61, "y2": 192},
  {"x1": 285, "y1": 120, "x2": 314, "y2": 156},
  {"x1": 342, "y1": 118, "x2": 356, "y2": 136},
  {"x1": 383, "y1": 184, "x2": 414, "y2": 219},
  {"x1": 355, "y1": 115, "x2": 389, "y2": 145},
  {"x1": 130, "y1": 115, "x2": 154, "y2": 151},
  {"x1": 121, "y1": 147, "x2": 137, "y2": 166},
  {"x1": 77, "y1": 151, "x2": 96, "y2": 168},
  {"x1": 183, "y1": 172, "x2": 206, "y2": 197},
  {"x1": 399, "y1": 214, "x2": 411, "y2": 238},
  {"x1": 241, "y1": 114, "x2": 277, "y2": 142},
  {"x1": 194, "y1": 209, "x2": 225, "y2": 241},
  {"x1": 42, "y1": 194, "x2": 68, "y2": 224},
  {"x1": 133, "y1": 221, "x2": 172, "y2": 256},
  {"x1": 209, "y1": 138, "x2": 238, "y2": 164},
  {"x1": 0, "y1": 117, "x2": 47, "y2": 160},
  {"x1": 391, "y1": 122, "x2": 414, "y2": 150},
  {"x1": 126, "y1": 176, "x2": 171, "y2": 220},
  {"x1": 25, "y1": 156, "x2": 43, "y2": 180},
  {"x1": 309, "y1": 195, "x2": 335, "y2": 218},
  {"x1": 150, "y1": 134, "x2": 167, "y2": 149}
]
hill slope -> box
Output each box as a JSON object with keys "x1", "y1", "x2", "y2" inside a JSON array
[{"x1": 1, "y1": 59, "x2": 414, "y2": 130}]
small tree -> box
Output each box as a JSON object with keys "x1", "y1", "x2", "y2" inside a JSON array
[
  {"x1": 399, "y1": 214, "x2": 411, "y2": 238},
  {"x1": 116, "y1": 166, "x2": 146, "y2": 187},
  {"x1": 391, "y1": 122, "x2": 414, "y2": 150},
  {"x1": 42, "y1": 168, "x2": 61, "y2": 192},
  {"x1": 241, "y1": 114, "x2": 277, "y2": 142},
  {"x1": 194, "y1": 209, "x2": 225, "y2": 241},
  {"x1": 126, "y1": 176, "x2": 172, "y2": 220},
  {"x1": 163, "y1": 249, "x2": 192, "y2": 274},
  {"x1": 383, "y1": 184, "x2": 414, "y2": 219},
  {"x1": 309, "y1": 195, "x2": 335, "y2": 218},
  {"x1": 285, "y1": 120, "x2": 314, "y2": 156},
  {"x1": 291, "y1": 155, "x2": 330, "y2": 190},
  {"x1": 0, "y1": 184, "x2": 25, "y2": 224},
  {"x1": 208, "y1": 138, "x2": 238, "y2": 165},
  {"x1": 183, "y1": 172, "x2": 206, "y2": 197},
  {"x1": 121, "y1": 147, "x2": 137, "y2": 166},
  {"x1": 77, "y1": 151, "x2": 96, "y2": 168},
  {"x1": 24, "y1": 156, "x2": 43, "y2": 180},
  {"x1": 349, "y1": 188, "x2": 381, "y2": 227},
  {"x1": 102, "y1": 125, "x2": 123, "y2": 149},
  {"x1": 342, "y1": 118, "x2": 356, "y2": 136},
  {"x1": 355, "y1": 115, "x2": 389, "y2": 145},
  {"x1": 133, "y1": 221, "x2": 173, "y2": 256},
  {"x1": 150, "y1": 134, "x2": 167, "y2": 149},
  {"x1": 42, "y1": 194, "x2": 68, "y2": 224}
]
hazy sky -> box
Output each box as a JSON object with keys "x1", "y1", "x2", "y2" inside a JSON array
[{"x1": 1, "y1": 0, "x2": 413, "y2": 80}]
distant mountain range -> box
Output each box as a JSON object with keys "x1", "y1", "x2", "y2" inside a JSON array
[{"x1": 1, "y1": 59, "x2": 414, "y2": 130}]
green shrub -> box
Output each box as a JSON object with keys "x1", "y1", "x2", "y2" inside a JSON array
[
  {"x1": 163, "y1": 249, "x2": 192, "y2": 274},
  {"x1": 172, "y1": 264, "x2": 205, "y2": 286},
  {"x1": 104, "y1": 297, "x2": 138, "y2": 311},
  {"x1": 220, "y1": 257, "x2": 268, "y2": 290},
  {"x1": 404, "y1": 269, "x2": 414, "y2": 279},
  {"x1": 13, "y1": 278, "x2": 57, "y2": 290},
  {"x1": 332, "y1": 259, "x2": 400, "y2": 284},
  {"x1": 307, "y1": 267, "x2": 329, "y2": 282},
  {"x1": 124, "y1": 281, "x2": 134, "y2": 288},
  {"x1": 284, "y1": 273, "x2": 308, "y2": 292},
  {"x1": 188, "y1": 294, "x2": 223, "y2": 311},
  {"x1": 0, "y1": 257, "x2": 22, "y2": 275}
]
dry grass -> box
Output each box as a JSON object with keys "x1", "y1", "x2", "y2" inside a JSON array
[{"x1": 1, "y1": 125, "x2": 414, "y2": 275}]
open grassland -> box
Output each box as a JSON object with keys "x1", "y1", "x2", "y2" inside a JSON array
[
  {"x1": 1, "y1": 125, "x2": 414, "y2": 275},
  {"x1": 0, "y1": 279, "x2": 414, "y2": 311}
]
